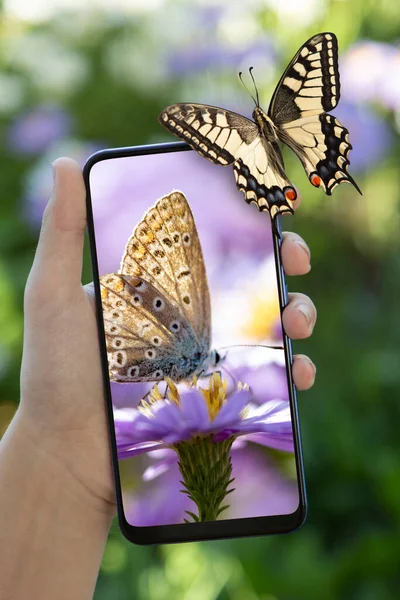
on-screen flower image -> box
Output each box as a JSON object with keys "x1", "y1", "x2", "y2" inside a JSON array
[{"x1": 115, "y1": 371, "x2": 294, "y2": 522}]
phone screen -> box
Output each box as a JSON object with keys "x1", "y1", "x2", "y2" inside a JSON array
[{"x1": 87, "y1": 145, "x2": 305, "y2": 540}]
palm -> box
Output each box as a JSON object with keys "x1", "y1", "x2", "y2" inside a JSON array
[{"x1": 20, "y1": 281, "x2": 116, "y2": 507}]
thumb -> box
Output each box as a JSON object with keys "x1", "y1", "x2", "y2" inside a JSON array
[{"x1": 26, "y1": 157, "x2": 87, "y2": 300}]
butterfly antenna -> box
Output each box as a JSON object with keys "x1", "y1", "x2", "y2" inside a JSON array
[
  {"x1": 249, "y1": 67, "x2": 260, "y2": 107},
  {"x1": 238, "y1": 69, "x2": 258, "y2": 106},
  {"x1": 218, "y1": 344, "x2": 285, "y2": 351}
]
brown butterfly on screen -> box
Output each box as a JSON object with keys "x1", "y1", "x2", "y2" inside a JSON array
[
  {"x1": 100, "y1": 191, "x2": 284, "y2": 385},
  {"x1": 158, "y1": 32, "x2": 361, "y2": 229}
]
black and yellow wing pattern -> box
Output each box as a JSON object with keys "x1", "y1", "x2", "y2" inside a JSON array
[
  {"x1": 158, "y1": 32, "x2": 361, "y2": 225},
  {"x1": 269, "y1": 32, "x2": 361, "y2": 195},
  {"x1": 159, "y1": 103, "x2": 297, "y2": 220}
]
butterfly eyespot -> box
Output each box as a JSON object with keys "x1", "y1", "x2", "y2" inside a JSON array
[
  {"x1": 127, "y1": 365, "x2": 139, "y2": 377},
  {"x1": 162, "y1": 237, "x2": 173, "y2": 248},
  {"x1": 153, "y1": 297, "x2": 165, "y2": 311},
  {"x1": 284, "y1": 187, "x2": 297, "y2": 202},
  {"x1": 153, "y1": 370, "x2": 164, "y2": 379},
  {"x1": 116, "y1": 352, "x2": 125, "y2": 365},
  {"x1": 183, "y1": 295, "x2": 191, "y2": 305},
  {"x1": 170, "y1": 320, "x2": 181, "y2": 332},
  {"x1": 151, "y1": 336, "x2": 162, "y2": 347},
  {"x1": 173, "y1": 233, "x2": 180, "y2": 244},
  {"x1": 152, "y1": 266, "x2": 162, "y2": 276},
  {"x1": 112, "y1": 311, "x2": 120, "y2": 319},
  {"x1": 132, "y1": 294, "x2": 142, "y2": 306},
  {"x1": 115, "y1": 300, "x2": 123, "y2": 307},
  {"x1": 110, "y1": 326, "x2": 117, "y2": 333},
  {"x1": 112, "y1": 338, "x2": 125, "y2": 349},
  {"x1": 106, "y1": 277, "x2": 114, "y2": 284},
  {"x1": 154, "y1": 249, "x2": 165, "y2": 258},
  {"x1": 134, "y1": 280, "x2": 147, "y2": 291},
  {"x1": 145, "y1": 349, "x2": 157, "y2": 360},
  {"x1": 183, "y1": 233, "x2": 191, "y2": 246},
  {"x1": 177, "y1": 269, "x2": 191, "y2": 280}
]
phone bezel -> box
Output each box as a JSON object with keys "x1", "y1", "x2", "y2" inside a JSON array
[{"x1": 83, "y1": 141, "x2": 307, "y2": 545}]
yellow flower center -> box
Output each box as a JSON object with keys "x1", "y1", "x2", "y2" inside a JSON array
[
  {"x1": 198, "y1": 372, "x2": 228, "y2": 421},
  {"x1": 143, "y1": 373, "x2": 232, "y2": 420}
]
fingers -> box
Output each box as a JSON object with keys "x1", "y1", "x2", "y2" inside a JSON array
[
  {"x1": 282, "y1": 292, "x2": 317, "y2": 339},
  {"x1": 281, "y1": 232, "x2": 311, "y2": 276},
  {"x1": 292, "y1": 354, "x2": 316, "y2": 390},
  {"x1": 25, "y1": 158, "x2": 87, "y2": 302}
]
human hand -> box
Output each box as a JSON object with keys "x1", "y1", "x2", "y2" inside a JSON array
[{"x1": 19, "y1": 157, "x2": 316, "y2": 512}]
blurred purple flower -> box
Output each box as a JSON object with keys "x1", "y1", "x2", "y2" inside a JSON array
[
  {"x1": 115, "y1": 374, "x2": 293, "y2": 460},
  {"x1": 125, "y1": 455, "x2": 195, "y2": 526},
  {"x1": 223, "y1": 445, "x2": 299, "y2": 519},
  {"x1": 167, "y1": 39, "x2": 277, "y2": 78},
  {"x1": 126, "y1": 443, "x2": 298, "y2": 526},
  {"x1": 380, "y1": 51, "x2": 400, "y2": 111},
  {"x1": 341, "y1": 40, "x2": 400, "y2": 111},
  {"x1": 334, "y1": 101, "x2": 393, "y2": 172},
  {"x1": 8, "y1": 105, "x2": 72, "y2": 155},
  {"x1": 110, "y1": 381, "x2": 149, "y2": 409},
  {"x1": 228, "y1": 362, "x2": 289, "y2": 404}
]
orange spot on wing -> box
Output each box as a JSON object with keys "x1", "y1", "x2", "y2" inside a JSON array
[
  {"x1": 285, "y1": 188, "x2": 297, "y2": 202},
  {"x1": 311, "y1": 174, "x2": 322, "y2": 187}
]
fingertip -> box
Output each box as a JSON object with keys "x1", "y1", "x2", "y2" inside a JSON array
[
  {"x1": 52, "y1": 156, "x2": 82, "y2": 172},
  {"x1": 50, "y1": 156, "x2": 87, "y2": 233},
  {"x1": 292, "y1": 354, "x2": 316, "y2": 390},
  {"x1": 282, "y1": 293, "x2": 317, "y2": 339},
  {"x1": 281, "y1": 232, "x2": 311, "y2": 276}
]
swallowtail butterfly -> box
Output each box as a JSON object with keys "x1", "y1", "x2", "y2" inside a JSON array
[{"x1": 159, "y1": 32, "x2": 361, "y2": 228}]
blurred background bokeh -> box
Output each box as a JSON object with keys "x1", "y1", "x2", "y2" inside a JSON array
[{"x1": 1, "y1": 0, "x2": 400, "y2": 598}]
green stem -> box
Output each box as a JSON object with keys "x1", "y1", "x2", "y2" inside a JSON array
[{"x1": 174, "y1": 436, "x2": 235, "y2": 522}]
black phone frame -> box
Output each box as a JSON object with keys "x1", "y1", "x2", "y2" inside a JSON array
[{"x1": 83, "y1": 141, "x2": 307, "y2": 545}]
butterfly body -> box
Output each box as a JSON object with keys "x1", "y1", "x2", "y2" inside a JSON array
[
  {"x1": 252, "y1": 107, "x2": 279, "y2": 143},
  {"x1": 159, "y1": 32, "x2": 361, "y2": 225}
]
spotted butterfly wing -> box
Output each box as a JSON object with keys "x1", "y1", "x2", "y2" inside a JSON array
[
  {"x1": 100, "y1": 191, "x2": 211, "y2": 383},
  {"x1": 269, "y1": 32, "x2": 361, "y2": 194},
  {"x1": 159, "y1": 104, "x2": 297, "y2": 221}
]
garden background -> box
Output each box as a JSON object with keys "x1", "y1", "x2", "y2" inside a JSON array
[{"x1": 1, "y1": 0, "x2": 400, "y2": 598}]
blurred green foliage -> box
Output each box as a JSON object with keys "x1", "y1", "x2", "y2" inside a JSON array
[{"x1": 1, "y1": 0, "x2": 400, "y2": 598}]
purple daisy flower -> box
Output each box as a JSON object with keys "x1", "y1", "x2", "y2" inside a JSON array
[
  {"x1": 117, "y1": 371, "x2": 295, "y2": 524},
  {"x1": 8, "y1": 105, "x2": 72, "y2": 155},
  {"x1": 114, "y1": 373, "x2": 293, "y2": 459}
]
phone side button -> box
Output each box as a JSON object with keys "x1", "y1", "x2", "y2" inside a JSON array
[
  {"x1": 282, "y1": 282, "x2": 289, "y2": 305},
  {"x1": 287, "y1": 339, "x2": 293, "y2": 364}
]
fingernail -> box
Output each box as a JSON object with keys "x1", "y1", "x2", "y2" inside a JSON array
[
  {"x1": 296, "y1": 303, "x2": 315, "y2": 329},
  {"x1": 304, "y1": 356, "x2": 316, "y2": 377},
  {"x1": 294, "y1": 239, "x2": 311, "y2": 263}
]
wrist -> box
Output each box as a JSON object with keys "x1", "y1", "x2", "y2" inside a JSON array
[
  {"x1": 7, "y1": 407, "x2": 115, "y2": 519},
  {"x1": 0, "y1": 409, "x2": 114, "y2": 600}
]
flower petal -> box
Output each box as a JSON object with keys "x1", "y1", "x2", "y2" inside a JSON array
[
  {"x1": 242, "y1": 432, "x2": 294, "y2": 453},
  {"x1": 179, "y1": 389, "x2": 210, "y2": 432},
  {"x1": 117, "y1": 441, "x2": 167, "y2": 459},
  {"x1": 143, "y1": 455, "x2": 178, "y2": 481},
  {"x1": 212, "y1": 389, "x2": 251, "y2": 430}
]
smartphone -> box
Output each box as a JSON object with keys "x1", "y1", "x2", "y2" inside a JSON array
[{"x1": 84, "y1": 141, "x2": 306, "y2": 545}]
